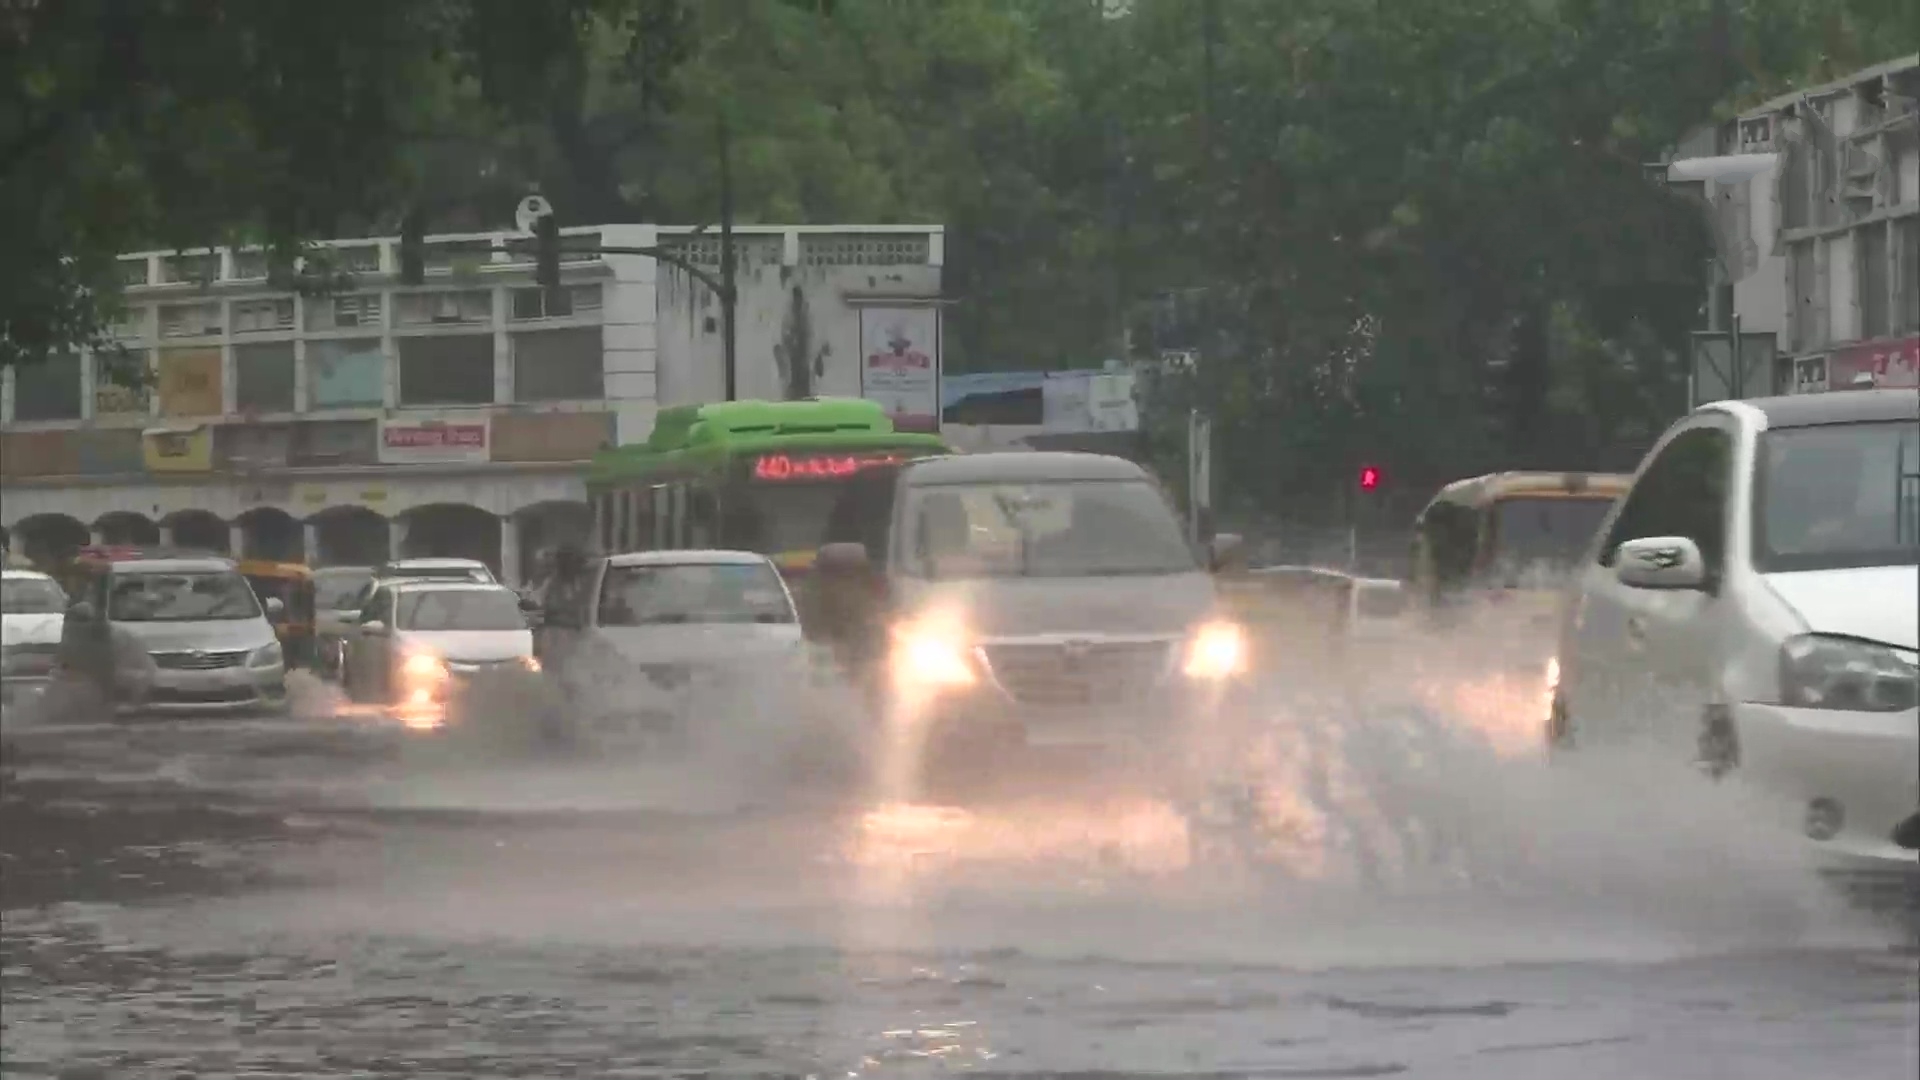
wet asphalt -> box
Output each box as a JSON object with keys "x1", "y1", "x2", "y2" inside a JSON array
[{"x1": 1, "y1": 677, "x2": 1916, "y2": 1080}]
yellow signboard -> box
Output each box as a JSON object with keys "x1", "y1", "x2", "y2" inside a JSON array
[
  {"x1": 157, "y1": 348, "x2": 223, "y2": 416},
  {"x1": 142, "y1": 426, "x2": 213, "y2": 472}
]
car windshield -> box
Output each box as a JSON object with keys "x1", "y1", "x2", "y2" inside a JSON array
[
  {"x1": 1487, "y1": 496, "x2": 1619, "y2": 585},
  {"x1": 597, "y1": 562, "x2": 794, "y2": 626},
  {"x1": 108, "y1": 572, "x2": 262, "y2": 622},
  {"x1": 902, "y1": 479, "x2": 1197, "y2": 579},
  {"x1": 1755, "y1": 420, "x2": 1920, "y2": 572},
  {"x1": 396, "y1": 589, "x2": 527, "y2": 631},
  {"x1": 383, "y1": 564, "x2": 491, "y2": 583},
  {"x1": 314, "y1": 569, "x2": 373, "y2": 610},
  {"x1": 2, "y1": 578, "x2": 66, "y2": 614}
]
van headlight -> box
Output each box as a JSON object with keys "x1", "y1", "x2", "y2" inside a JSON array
[
  {"x1": 401, "y1": 651, "x2": 449, "y2": 684},
  {"x1": 1183, "y1": 620, "x2": 1249, "y2": 679},
  {"x1": 1779, "y1": 635, "x2": 1917, "y2": 713},
  {"x1": 890, "y1": 623, "x2": 977, "y2": 688},
  {"x1": 248, "y1": 641, "x2": 284, "y2": 669},
  {"x1": 519, "y1": 654, "x2": 542, "y2": 673}
]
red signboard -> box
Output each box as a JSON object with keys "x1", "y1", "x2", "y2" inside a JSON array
[
  {"x1": 383, "y1": 424, "x2": 486, "y2": 449},
  {"x1": 1827, "y1": 335, "x2": 1919, "y2": 390},
  {"x1": 752, "y1": 451, "x2": 910, "y2": 482}
]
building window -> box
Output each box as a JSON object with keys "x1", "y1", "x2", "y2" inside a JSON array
[
  {"x1": 1859, "y1": 223, "x2": 1890, "y2": 341},
  {"x1": 399, "y1": 334, "x2": 494, "y2": 405},
  {"x1": 12, "y1": 352, "x2": 82, "y2": 421},
  {"x1": 233, "y1": 298, "x2": 295, "y2": 334},
  {"x1": 307, "y1": 339, "x2": 386, "y2": 408},
  {"x1": 159, "y1": 301, "x2": 223, "y2": 338},
  {"x1": 510, "y1": 284, "x2": 602, "y2": 321},
  {"x1": 235, "y1": 342, "x2": 296, "y2": 413},
  {"x1": 512, "y1": 327, "x2": 603, "y2": 401},
  {"x1": 396, "y1": 290, "x2": 492, "y2": 327},
  {"x1": 305, "y1": 293, "x2": 383, "y2": 332},
  {"x1": 93, "y1": 348, "x2": 150, "y2": 416}
]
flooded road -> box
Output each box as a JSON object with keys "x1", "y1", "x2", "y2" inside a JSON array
[{"x1": 2, "y1": 678, "x2": 1916, "y2": 1079}]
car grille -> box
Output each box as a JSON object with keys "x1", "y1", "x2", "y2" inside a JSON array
[
  {"x1": 148, "y1": 685, "x2": 257, "y2": 704},
  {"x1": 2, "y1": 644, "x2": 59, "y2": 677},
  {"x1": 446, "y1": 658, "x2": 525, "y2": 676},
  {"x1": 637, "y1": 662, "x2": 696, "y2": 690},
  {"x1": 980, "y1": 639, "x2": 1175, "y2": 707},
  {"x1": 151, "y1": 648, "x2": 249, "y2": 670}
]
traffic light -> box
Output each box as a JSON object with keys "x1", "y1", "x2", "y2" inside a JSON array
[
  {"x1": 534, "y1": 212, "x2": 562, "y2": 303},
  {"x1": 1358, "y1": 464, "x2": 1382, "y2": 492},
  {"x1": 398, "y1": 209, "x2": 425, "y2": 285}
]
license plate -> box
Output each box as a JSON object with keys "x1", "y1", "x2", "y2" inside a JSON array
[{"x1": 1024, "y1": 716, "x2": 1116, "y2": 748}]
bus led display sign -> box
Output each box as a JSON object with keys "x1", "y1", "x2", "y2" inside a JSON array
[{"x1": 753, "y1": 452, "x2": 907, "y2": 481}]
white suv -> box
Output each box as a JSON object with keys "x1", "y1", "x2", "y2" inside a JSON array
[{"x1": 1550, "y1": 389, "x2": 1917, "y2": 879}]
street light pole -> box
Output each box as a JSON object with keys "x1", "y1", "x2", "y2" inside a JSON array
[{"x1": 719, "y1": 114, "x2": 738, "y2": 402}]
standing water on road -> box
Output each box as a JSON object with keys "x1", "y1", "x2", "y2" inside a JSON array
[{"x1": 2, "y1": 646, "x2": 1913, "y2": 1079}]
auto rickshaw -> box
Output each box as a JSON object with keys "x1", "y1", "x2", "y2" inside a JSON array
[{"x1": 237, "y1": 560, "x2": 317, "y2": 669}]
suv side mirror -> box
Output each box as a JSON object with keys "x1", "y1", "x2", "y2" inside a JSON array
[
  {"x1": 1207, "y1": 532, "x2": 1246, "y2": 573},
  {"x1": 66, "y1": 600, "x2": 95, "y2": 622},
  {"x1": 1615, "y1": 536, "x2": 1708, "y2": 591},
  {"x1": 816, "y1": 542, "x2": 871, "y2": 576},
  {"x1": 359, "y1": 619, "x2": 389, "y2": 636},
  {"x1": 264, "y1": 597, "x2": 285, "y2": 618}
]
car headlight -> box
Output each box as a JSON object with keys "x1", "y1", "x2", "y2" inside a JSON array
[
  {"x1": 519, "y1": 654, "x2": 542, "y2": 673},
  {"x1": 890, "y1": 624, "x2": 977, "y2": 688},
  {"x1": 248, "y1": 641, "x2": 284, "y2": 668},
  {"x1": 401, "y1": 652, "x2": 449, "y2": 683},
  {"x1": 1779, "y1": 634, "x2": 1917, "y2": 713},
  {"x1": 1183, "y1": 620, "x2": 1249, "y2": 679}
]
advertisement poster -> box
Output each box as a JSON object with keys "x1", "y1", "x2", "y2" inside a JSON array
[
  {"x1": 156, "y1": 347, "x2": 223, "y2": 416},
  {"x1": 378, "y1": 417, "x2": 491, "y2": 465},
  {"x1": 858, "y1": 306, "x2": 940, "y2": 433},
  {"x1": 142, "y1": 425, "x2": 213, "y2": 473}
]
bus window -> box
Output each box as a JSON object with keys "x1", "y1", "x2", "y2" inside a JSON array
[{"x1": 688, "y1": 489, "x2": 717, "y2": 548}]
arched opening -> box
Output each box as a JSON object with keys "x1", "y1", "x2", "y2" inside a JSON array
[
  {"x1": 512, "y1": 500, "x2": 593, "y2": 584},
  {"x1": 308, "y1": 505, "x2": 389, "y2": 568},
  {"x1": 235, "y1": 507, "x2": 302, "y2": 562},
  {"x1": 162, "y1": 509, "x2": 229, "y2": 553},
  {"x1": 10, "y1": 514, "x2": 90, "y2": 568},
  {"x1": 399, "y1": 504, "x2": 501, "y2": 576},
  {"x1": 95, "y1": 511, "x2": 160, "y2": 547}
]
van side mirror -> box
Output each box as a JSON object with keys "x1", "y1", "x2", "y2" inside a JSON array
[
  {"x1": 1207, "y1": 532, "x2": 1246, "y2": 573},
  {"x1": 817, "y1": 542, "x2": 871, "y2": 576},
  {"x1": 66, "y1": 601, "x2": 95, "y2": 622},
  {"x1": 264, "y1": 597, "x2": 285, "y2": 618},
  {"x1": 1615, "y1": 536, "x2": 1709, "y2": 591}
]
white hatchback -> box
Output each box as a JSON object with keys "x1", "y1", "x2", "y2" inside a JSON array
[{"x1": 1551, "y1": 389, "x2": 1918, "y2": 882}]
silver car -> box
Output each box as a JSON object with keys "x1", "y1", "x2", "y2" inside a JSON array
[
  {"x1": 2, "y1": 568, "x2": 66, "y2": 708},
  {"x1": 61, "y1": 556, "x2": 288, "y2": 715},
  {"x1": 341, "y1": 580, "x2": 540, "y2": 716}
]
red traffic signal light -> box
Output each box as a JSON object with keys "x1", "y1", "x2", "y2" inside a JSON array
[{"x1": 1358, "y1": 465, "x2": 1381, "y2": 491}]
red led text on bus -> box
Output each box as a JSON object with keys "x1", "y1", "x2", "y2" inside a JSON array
[{"x1": 752, "y1": 452, "x2": 908, "y2": 481}]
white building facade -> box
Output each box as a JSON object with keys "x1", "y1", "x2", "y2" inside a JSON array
[
  {"x1": 1674, "y1": 54, "x2": 1920, "y2": 399},
  {"x1": 0, "y1": 224, "x2": 944, "y2": 583}
]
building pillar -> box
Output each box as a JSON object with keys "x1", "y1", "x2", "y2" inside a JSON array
[
  {"x1": 158, "y1": 521, "x2": 177, "y2": 548},
  {"x1": 89, "y1": 526, "x2": 106, "y2": 547},
  {"x1": 498, "y1": 514, "x2": 520, "y2": 588},
  {"x1": 228, "y1": 522, "x2": 246, "y2": 559},
  {"x1": 302, "y1": 522, "x2": 319, "y2": 566},
  {"x1": 388, "y1": 517, "x2": 406, "y2": 561}
]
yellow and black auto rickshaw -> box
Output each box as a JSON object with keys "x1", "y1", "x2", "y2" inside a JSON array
[
  {"x1": 237, "y1": 560, "x2": 317, "y2": 669},
  {"x1": 1408, "y1": 470, "x2": 1633, "y2": 623}
]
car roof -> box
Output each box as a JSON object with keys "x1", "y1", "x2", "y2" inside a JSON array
[
  {"x1": 3, "y1": 568, "x2": 55, "y2": 581},
  {"x1": 314, "y1": 565, "x2": 374, "y2": 576},
  {"x1": 107, "y1": 557, "x2": 237, "y2": 575},
  {"x1": 1723, "y1": 388, "x2": 1919, "y2": 430},
  {"x1": 382, "y1": 557, "x2": 487, "y2": 568},
  {"x1": 902, "y1": 451, "x2": 1151, "y2": 485},
  {"x1": 389, "y1": 579, "x2": 513, "y2": 595},
  {"x1": 604, "y1": 548, "x2": 775, "y2": 568}
]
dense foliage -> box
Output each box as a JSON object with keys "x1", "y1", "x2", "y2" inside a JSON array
[{"x1": 4, "y1": 0, "x2": 1915, "y2": 516}]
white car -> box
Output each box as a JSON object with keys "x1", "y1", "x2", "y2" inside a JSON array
[
  {"x1": 1551, "y1": 389, "x2": 1917, "y2": 882},
  {"x1": 538, "y1": 550, "x2": 806, "y2": 738},
  {"x1": 2, "y1": 568, "x2": 66, "y2": 707},
  {"x1": 341, "y1": 579, "x2": 540, "y2": 712}
]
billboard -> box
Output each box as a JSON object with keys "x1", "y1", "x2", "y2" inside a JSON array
[
  {"x1": 378, "y1": 417, "x2": 490, "y2": 464},
  {"x1": 858, "y1": 306, "x2": 940, "y2": 433}
]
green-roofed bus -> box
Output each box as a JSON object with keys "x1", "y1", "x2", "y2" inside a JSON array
[{"x1": 585, "y1": 398, "x2": 951, "y2": 577}]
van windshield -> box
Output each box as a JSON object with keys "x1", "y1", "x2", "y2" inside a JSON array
[
  {"x1": 108, "y1": 572, "x2": 262, "y2": 622},
  {"x1": 902, "y1": 479, "x2": 1197, "y2": 579},
  {"x1": 2, "y1": 578, "x2": 66, "y2": 614}
]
